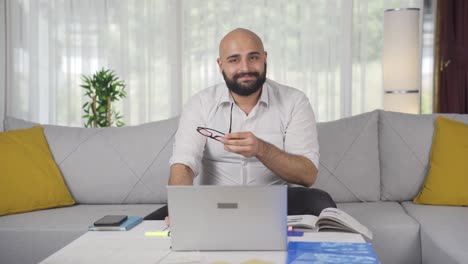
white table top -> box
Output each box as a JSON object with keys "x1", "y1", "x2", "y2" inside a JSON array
[{"x1": 40, "y1": 221, "x2": 365, "y2": 264}]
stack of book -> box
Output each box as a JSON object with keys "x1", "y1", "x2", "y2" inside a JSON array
[{"x1": 88, "y1": 216, "x2": 143, "y2": 231}]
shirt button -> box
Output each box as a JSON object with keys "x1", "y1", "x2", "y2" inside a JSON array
[{"x1": 241, "y1": 160, "x2": 247, "y2": 166}]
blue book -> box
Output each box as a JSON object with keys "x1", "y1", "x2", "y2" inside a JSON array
[
  {"x1": 88, "y1": 216, "x2": 143, "y2": 231},
  {"x1": 287, "y1": 241, "x2": 380, "y2": 264}
]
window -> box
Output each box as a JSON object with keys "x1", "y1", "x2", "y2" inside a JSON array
[{"x1": 5, "y1": 0, "x2": 431, "y2": 125}]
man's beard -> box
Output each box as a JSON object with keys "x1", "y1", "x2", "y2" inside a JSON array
[{"x1": 222, "y1": 63, "x2": 267, "y2": 96}]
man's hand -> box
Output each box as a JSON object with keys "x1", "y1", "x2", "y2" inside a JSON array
[
  {"x1": 222, "y1": 132, "x2": 264, "y2": 158},
  {"x1": 223, "y1": 131, "x2": 317, "y2": 187}
]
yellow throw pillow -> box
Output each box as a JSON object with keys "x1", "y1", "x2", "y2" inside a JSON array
[
  {"x1": 0, "y1": 126, "x2": 75, "y2": 216},
  {"x1": 413, "y1": 116, "x2": 468, "y2": 206}
]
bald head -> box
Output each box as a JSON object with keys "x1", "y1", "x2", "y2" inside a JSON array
[
  {"x1": 217, "y1": 28, "x2": 267, "y2": 98},
  {"x1": 218, "y1": 28, "x2": 265, "y2": 59}
]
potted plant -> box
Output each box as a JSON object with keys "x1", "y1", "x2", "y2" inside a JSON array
[{"x1": 81, "y1": 68, "x2": 127, "y2": 127}]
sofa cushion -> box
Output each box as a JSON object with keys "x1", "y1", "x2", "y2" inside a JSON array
[
  {"x1": 414, "y1": 117, "x2": 468, "y2": 205},
  {"x1": 0, "y1": 204, "x2": 161, "y2": 264},
  {"x1": 402, "y1": 202, "x2": 468, "y2": 264},
  {"x1": 0, "y1": 126, "x2": 75, "y2": 216},
  {"x1": 338, "y1": 202, "x2": 421, "y2": 264},
  {"x1": 315, "y1": 110, "x2": 380, "y2": 202},
  {"x1": 4, "y1": 116, "x2": 179, "y2": 204},
  {"x1": 379, "y1": 111, "x2": 468, "y2": 201}
]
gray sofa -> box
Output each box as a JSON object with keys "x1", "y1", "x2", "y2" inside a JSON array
[{"x1": 1, "y1": 110, "x2": 467, "y2": 264}]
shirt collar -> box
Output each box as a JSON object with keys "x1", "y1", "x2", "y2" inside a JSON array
[
  {"x1": 219, "y1": 84, "x2": 232, "y2": 105},
  {"x1": 218, "y1": 79, "x2": 270, "y2": 107},
  {"x1": 259, "y1": 81, "x2": 269, "y2": 105}
]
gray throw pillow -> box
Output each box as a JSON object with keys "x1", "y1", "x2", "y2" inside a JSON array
[
  {"x1": 314, "y1": 110, "x2": 380, "y2": 203},
  {"x1": 379, "y1": 111, "x2": 468, "y2": 201}
]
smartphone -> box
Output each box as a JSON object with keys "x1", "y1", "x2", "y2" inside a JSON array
[{"x1": 93, "y1": 215, "x2": 128, "y2": 226}]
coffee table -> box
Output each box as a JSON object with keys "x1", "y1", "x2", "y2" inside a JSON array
[{"x1": 40, "y1": 221, "x2": 366, "y2": 264}]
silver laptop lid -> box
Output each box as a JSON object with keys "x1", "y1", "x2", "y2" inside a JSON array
[{"x1": 167, "y1": 185, "x2": 287, "y2": 251}]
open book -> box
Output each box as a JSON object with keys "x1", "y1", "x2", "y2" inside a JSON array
[{"x1": 287, "y1": 208, "x2": 373, "y2": 240}]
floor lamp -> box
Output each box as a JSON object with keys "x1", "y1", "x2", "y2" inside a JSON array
[{"x1": 383, "y1": 8, "x2": 421, "y2": 114}]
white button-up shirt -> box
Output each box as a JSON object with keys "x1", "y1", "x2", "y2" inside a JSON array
[{"x1": 169, "y1": 78, "x2": 319, "y2": 186}]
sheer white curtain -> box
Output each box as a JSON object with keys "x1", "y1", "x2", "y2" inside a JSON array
[
  {"x1": 5, "y1": 0, "x2": 423, "y2": 126},
  {"x1": 6, "y1": 0, "x2": 179, "y2": 126},
  {"x1": 0, "y1": 0, "x2": 5, "y2": 130}
]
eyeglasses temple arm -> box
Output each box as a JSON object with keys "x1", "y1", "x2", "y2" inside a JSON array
[{"x1": 228, "y1": 103, "x2": 233, "y2": 133}]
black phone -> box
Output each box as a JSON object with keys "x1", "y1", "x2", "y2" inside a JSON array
[{"x1": 93, "y1": 215, "x2": 128, "y2": 226}]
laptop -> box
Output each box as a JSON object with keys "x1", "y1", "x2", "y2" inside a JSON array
[{"x1": 167, "y1": 185, "x2": 287, "y2": 251}]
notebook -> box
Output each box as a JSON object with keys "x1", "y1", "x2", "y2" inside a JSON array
[
  {"x1": 167, "y1": 185, "x2": 287, "y2": 251},
  {"x1": 88, "y1": 216, "x2": 143, "y2": 231}
]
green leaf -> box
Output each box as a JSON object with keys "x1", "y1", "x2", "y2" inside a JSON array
[{"x1": 97, "y1": 106, "x2": 106, "y2": 113}]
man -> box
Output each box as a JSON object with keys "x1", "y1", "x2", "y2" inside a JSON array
[{"x1": 145, "y1": 28, "x2": 335, "y2": 221}]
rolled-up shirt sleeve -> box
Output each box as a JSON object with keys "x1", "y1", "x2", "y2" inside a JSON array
[
  {"x1": 284, "y1": 94, "x2": 320, "y2": 169},
  {"x1": 169, "y1": 95, "x2": 207, "y2": 177}
]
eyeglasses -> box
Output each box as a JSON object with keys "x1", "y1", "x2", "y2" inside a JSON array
[
  {"x1": 196, "y1": 103, "x2": 234, "y2": 141},
  {"x1": 196, "y1": 127, "x2": 225, "y2": 142}
]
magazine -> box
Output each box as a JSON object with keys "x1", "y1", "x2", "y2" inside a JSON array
[
  {"x1": 287, "y1": 241, "x2": 379, "y2": 264},
  {"x1": 287, "y1": 208, "x2": 373, "y2": 240}
]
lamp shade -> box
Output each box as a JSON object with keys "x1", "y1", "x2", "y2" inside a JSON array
[{"x1": 383, "y1": 8, "x2": 421, "y2": 113}]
